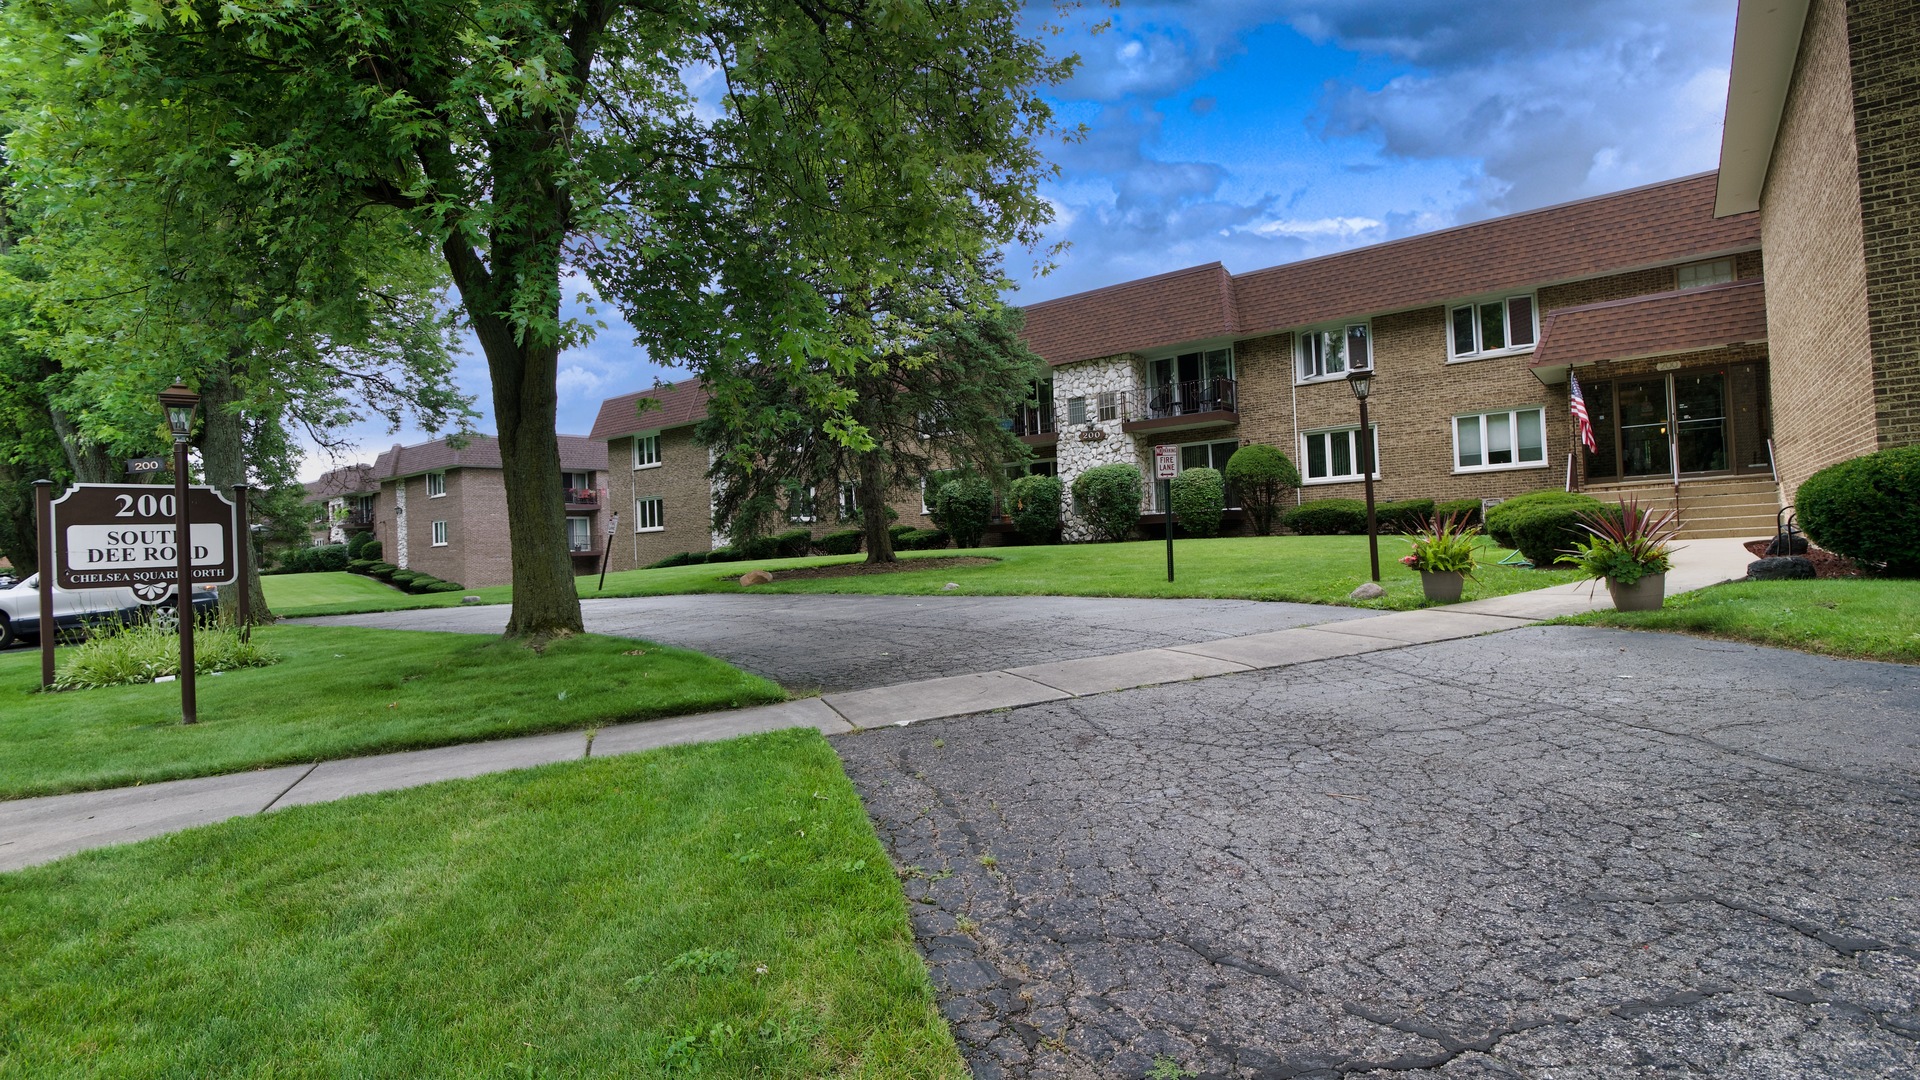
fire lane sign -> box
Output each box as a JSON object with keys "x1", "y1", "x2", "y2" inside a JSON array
[
  {"x1": 1153, "y1": 444, "x2": 1180, "y2": 481},
  {"x1": 51, "y1": 484, "x2": 238, "y2": 599}
]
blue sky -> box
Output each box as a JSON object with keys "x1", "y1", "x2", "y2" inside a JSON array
[{"x1": 301, "y1": 0, "x2": 1739, "y2": 480}]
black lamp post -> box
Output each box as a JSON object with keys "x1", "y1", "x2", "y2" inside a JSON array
[
  {"x1": 158, "y1": 380, "x2": 200, "y2": 725},
  {"x1": 1346, "y1": 368, "x2": 1380, "y2": 582}
]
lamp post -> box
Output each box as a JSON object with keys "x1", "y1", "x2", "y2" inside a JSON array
[
  {"x1": 158, "y1": 381, "x2": 200, "y2": 725},
  {"x1": 1346, "y1": 369, "x2": 1380, "y2": 583}
]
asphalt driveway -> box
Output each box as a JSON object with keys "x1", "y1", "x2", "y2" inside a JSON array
[
  {"x1": 837, "y1": 625, "x2": 1920, "y2": 1079},
  {"x1": 295, "y1": 594, "x2": 1375, "y2": 692}
]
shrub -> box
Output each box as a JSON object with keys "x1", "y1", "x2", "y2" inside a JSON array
[
  {"x1": 646, "y1": 552, "x2": 698, "y2": 569},
  {"x1": 1485, "y1": 490, "x2": 1608, "y2": 567},
  {"x1": 706, "y1": 546, "x2": 742, "y2": 564},
  {"x1": 1435, "y1": 498, "x2": 1484, "y2": 527},
  {"x1": 773, "y1": 528, "x2": 813, "y2": 559},
  {"x1": 367, "y1": 562, "x2": 400, "y2": 581},
  {"x1": 346, "y1": 558, "x2": 377, "y2": 573},
  {"x1": 360, "y1": 539, "x2": 382, "y2": 561},
  {"x1": 1796, "y1": 446, "x2": 1920, "y2": 574},
  {"x1": 1071, "y1": 463, "x2": 1144, "y2": 542},
  {"x1": 346, "y1": 531, "x2": 377, "y2": 559},
  {"x1": 817, "y1": 529, "x2": 864, "y2": 556},
  {"x1": 898, "y1": 528, "x2": 950, "y2": 550},
  {"x1": 391, "y1": 570, "x2": 421, "y2": 586},
  {"x1": 1375, "y1": 498, "x2": 1436, "y2": 534},
  {"x1": 422, "y1": 580, "x2": 467, "y2": 593},
  {"x1": 1224, "y1": 445, "x2": 1301, "y2": 536},
  {"x1": 1283, "y1": 499, "x2": 1368, "y2": 535},
  {"x1": 52, "y1": 620, "x2": 277, "y2": 691},
  {"x1": 276, "y1": 544, "x2": 350, "y2": 574},
  {"x1": 932, "y1": 475, "x2": 994, "y2": 549},
  {"x1": 1169, "y1": 467, "x2": 1226, "y2": 538},
  {"x1": 738, "y1": 536, "x2": 781, "y2": 561},
  {"x1": 888, "y1": 524, "x2": 917, "y2": 547},
  {"x1": 1007, "y1": 474, "x2": 1063, "y2": 544}
]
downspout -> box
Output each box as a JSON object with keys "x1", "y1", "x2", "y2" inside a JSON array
[{"x1": 1289, "y1": 341, "x2": 1302, "y2": 507}]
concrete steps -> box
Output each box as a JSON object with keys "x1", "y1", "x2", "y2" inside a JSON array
[{"x1": 1584, "y1": 477, "x2": 1779, "y2": 540}]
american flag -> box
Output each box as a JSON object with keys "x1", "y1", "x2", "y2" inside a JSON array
[{"x1": 1569, "y1": 372, "x2": 1598, "y2": 453}]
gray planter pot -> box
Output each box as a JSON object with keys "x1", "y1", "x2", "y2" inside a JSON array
[
  {"x1": 1606, "y1": 571, "x2": 1666, "y2": 612},
  {"x1": 1420, "y1": 570, "x2": 1465, "y2": 603}
]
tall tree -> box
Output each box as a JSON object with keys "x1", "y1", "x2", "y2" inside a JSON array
[{"x1": 5, "y1": 0, "x2": 1073, "y2": 641}]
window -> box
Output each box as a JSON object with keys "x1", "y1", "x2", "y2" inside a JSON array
[
  {"x1": 787, "y1": 486, "x2": 817, "y2": 523},
  {"x1": 430, "y1": 520, "x2": 448, "y2": 546},
  {"x1": 634, "y1": 497, "x2": 664, "y2": 532},
  {"x1": 1677, "y1": 258, "x2": 1734, "y2": 290},
  {"x1": 1448, "y1": 296, "x2": 1536, "y2": 359},
  {"x1": 1065, "y1": 396, "x2": 1088, "y2": 425},
  {"x1": 1300, "y1": 426, "x2": 1380, "y2": 483},
  {"x1": 426, "y1": 471, "x2": 446, "y2": 498},
  {"x1": 1297, "y1": 324, "x2": 1370, "y2": 382},
  {"x1": 1147, "y1": 348, "x2": 1236, "y2": 416},
  {"x1": 1097, "y1": 390, "x2": 1119, "y2": 422},
  {"x1": 633, "y1": 434, "x2": 661, "y2": 468},
  {"x1": 839, "y1": 483, "x2": 860, "y2": 519},
  {"x1": 1454, "y1": 409, "x2": 1547, "y2": 471},
  {"x1": 566, "y1": 516, "x2": 592, "y2": 553},
  {"x1": 1149, "y1": 439, "x2": 1242, "y2": 510}
]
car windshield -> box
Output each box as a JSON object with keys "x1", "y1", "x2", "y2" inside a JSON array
[{"x1": 11, "y1": 573, "x2": 34, "y2": 591}]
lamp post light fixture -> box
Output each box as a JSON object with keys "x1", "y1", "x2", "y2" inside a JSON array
[
  {"x1": 157, "y1": 381, "x2": 200, "y2": 724},
  {"x1": 1346, "y1": 368, "x2": 1381, "y2": 583}
]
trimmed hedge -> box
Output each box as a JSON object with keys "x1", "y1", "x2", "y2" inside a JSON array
[
  {"x1": 1169, "y1": 467, "x2": 1226, "y2": 538},
  {"x1": 932, "y1": 476, "x2": 994, "y2": 549},
  {"x1": 888, "y1": 524, "x2": 917, "y2": 547},
  {"x1": 706, "y1": 546, "x2": 743, "y2": 564},
  {"x1": 1375, "y1": 498, "x2": 1436, "y2": 534},
  {"x1": 773, "y1": 528, "x2": 813, "y2": 559},
  {"x1": 645, "y1": 551, "x2": 705, "y2": 569},
  {"x1": 738, "y1": 536, "x2": 781, "y2": 561},
  {"x1": 1224, "y1": 445, "x2": 1301, "y2": 536},
  {"x1": 1435, "y1": 498, "x2": 1484, "y2": 527},
  {"x1": 1008, "y1": 473, "x2": 1063, "y2": 544},
  {"x1": 275, "y1": 544, "x2": 351, "y2": 574},
  {"x1": 897, "y1": 528, "x2": 950, "y2": 551},
  {"x1": 367, "y1": 562, "x2": 400, "y2": 581},
  {"x1": 1071, "y1": 463, "x2": 1144, "y2": 543},
  {"x1": 346, "y1": 531, "x2": 375, "y2": 559},
  {"x1": 1485, "y1": 490, "x2": 1608, "y2": 567},
  {"x1": 1796, "y1": 446, "x2": 1920, "y2": 574},
  {"x1": 817, "y1": 529, "x2": 864, "y2": 556},
  {"x1": 1283, "y1": 499, "x2": 1367, "y2": 535}
]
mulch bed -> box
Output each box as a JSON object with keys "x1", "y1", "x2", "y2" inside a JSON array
[
  {"x1": 1742, "y1": 539, "x2": 1862, "y2": 578},
  {"x1": 741, "y1": 556, "x2": 999, "y2": 582}
]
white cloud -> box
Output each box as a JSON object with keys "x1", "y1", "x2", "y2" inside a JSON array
[{"x1": 1246, "y1": 216, "x2": 1384, "y2": 239}]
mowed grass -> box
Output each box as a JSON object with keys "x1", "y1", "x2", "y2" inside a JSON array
[
  {"x1": 0, "y1": 625, "x2": 784, "y2": 799},
  {"x1": 1560, "y1": 577, "x2": 1920, "y2": 664},
  {"x1": 258, "y1": 570, "x2": 407, "y2": 609},
  {"x1": 272, "y1": 536, "x2": 1581, "y2": 617},
  {"x1": 0, "y1": 730, "x2": 966, "y2": 1078}
]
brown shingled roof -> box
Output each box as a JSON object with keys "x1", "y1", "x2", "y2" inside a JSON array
[
  {"x1": 302, "y1": 463, "x2": 377, "y2": 502},
  {"x1": 370, "y1": 434, "x2": 607, "y2": 479},
  {"x1": 589, "y1": 376, "x2": 710, "y2": 440},
  {"x1": 1019, "y1": 173, "x2": 1760, "y2": 365},
  {"x1": 1530, "y1": 279, "x2": 1768, "y2": 376}
]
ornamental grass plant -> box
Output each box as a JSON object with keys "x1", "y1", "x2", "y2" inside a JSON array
[
  {"x1": 52, "y1": 619, "x2": 278, "y2": 691},
  {"x1": 1556, "y1": 497, "x2": 1681, "y2": 586},
  {"x1": 1400, "y1": 514, "x2": 1481, "y2": 575}
]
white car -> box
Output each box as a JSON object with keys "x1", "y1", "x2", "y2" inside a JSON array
[{"x1": 0, "y1": 574, "x2": 219, "y2": 648}]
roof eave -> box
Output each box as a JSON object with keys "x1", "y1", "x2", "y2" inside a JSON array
[{"x1": 1715, "y1": 0, "x2": 1812, "y2": 217}]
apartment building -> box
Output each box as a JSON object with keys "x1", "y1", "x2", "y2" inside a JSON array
[
  {"x1": 1023, "y1": 172, "x2": 1777, "y2": 540},
  {"x1": 1716, "y1": 0, "x2": 1919, "y2": 497},
  {"x1": 303, "y1": 463, "x2": 378, "y2": 545}
]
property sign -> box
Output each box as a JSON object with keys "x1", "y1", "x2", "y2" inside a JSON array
[
  {"x1": 124, "y1": 457, "x2": 168, "y2": 476},
  {"x1": 50, "y1": 484, "x2": 238, "y2": 600},
  {"x1": 1152, "y1": 444, "x2": 1180, "y2": 480}
]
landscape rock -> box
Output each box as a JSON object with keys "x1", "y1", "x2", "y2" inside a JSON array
[
  {"x1": 1765, "y1": 533, "x2": 1810, "y2": 556},
  {"x1": 1747, "y1": 556, "x2": 1816, "y2": 581},
  {"x1": 1349, "y1": 582, "x2": 1386, "y2": 600},
  {"x1": 739, "y1": 570, "x2": 774, "y2": 586},
  {"x1": 943, "y1": 582, "x2": 961, "y2": 591},
  {"x1": 460, "y1": 595, "x2": 483, "y2": 605}
]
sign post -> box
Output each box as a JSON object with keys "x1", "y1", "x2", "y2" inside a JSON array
[
  {"x1": 172, "y1": 435, "x2": 196, "y2": 723},
  {"x1": 597, "y1": 511, "x2": 619, "y2": 592},
  {"x1": 34, "y1": 480, "x2": 54, "y2": 690},
  {"x1": 1153, "y1": 444, "x2": 1179, "y2": 583}
]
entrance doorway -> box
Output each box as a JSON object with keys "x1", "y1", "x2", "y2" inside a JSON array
[{"x1": 1581, "y1": 362, "x2": 1769, "y2": 482}]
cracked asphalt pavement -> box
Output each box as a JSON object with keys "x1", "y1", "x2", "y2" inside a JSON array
[
  {"x1": 836, "y1": 625, "x2": 1920, "y2": 1079},
  {"x1": 297, "y1": 593, "x2": 1373, "y2": 692}
]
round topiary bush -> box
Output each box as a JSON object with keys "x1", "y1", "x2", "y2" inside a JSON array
[
  {"x1": 933, "y1": 475, "x2": 994, "y2": 549},
  {"x1": 1224, "y1": 445, "x2": 1300, "y2": 535},
  {"x1": 1008, "y1": 473, "x2": 1063, "y2": 544},
  {"x1": 1169, "y1": 467, "x2": 1226, "y2": 538},
  {"x1": 1485, "y1": 490, "x2": 1607, "y2": 567},
  {"x1": 346, "y1": 531, "x2": 373, "y2": 559},
  {"x1": 1071, "y1": 463, "x2": 1144, "y2": 542},
  {"x1": 1797, "y1": 446, "x2": 1920, "y2": 574},
  {"x1": 360, "y1": 539, "x2": 382, "y2": 561},
  {"x1": 1282, "y1": 498, "x2": 1368, "y2": 535}
]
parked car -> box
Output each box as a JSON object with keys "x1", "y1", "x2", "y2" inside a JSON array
[{"x1": 0, "y1": 574, "x2": 219, "y2": 648}]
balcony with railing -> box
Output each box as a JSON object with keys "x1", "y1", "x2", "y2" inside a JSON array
[
  {"x1": 1008, "y1": 402, "x2": 1057, "y2": 445},
  {"x1": 564, "y1": 486, "x2": 600, "y2": 509},
  {"x1": 1120, "y1": 377, "x2": 1238, "y2": 433},
  {"x1": 344, "y1": 507, "x2": 376, "y2": 529}
]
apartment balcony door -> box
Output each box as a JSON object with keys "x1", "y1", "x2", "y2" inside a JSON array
[{"x1": 1582, "y1": 362, "x2": 1769, "y2": 482}]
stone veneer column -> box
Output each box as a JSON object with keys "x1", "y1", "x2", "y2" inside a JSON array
[
  {"x1": 393, "y1": 481, "x2": 409, "y2": 569},
  {"x1": 1053, "y1": 356, "x2": 1150, "y2": 542}
]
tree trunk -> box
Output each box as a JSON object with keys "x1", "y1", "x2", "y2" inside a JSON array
[
  {"x1": 197, "y1": 367, "x2": 272, "y2": 624},
  {"x1": 859, "y1": 450, "x2": 896, "y2": 563},
  {"x1": 47, "y1": 407, "x2": 117, "y2": 484}
]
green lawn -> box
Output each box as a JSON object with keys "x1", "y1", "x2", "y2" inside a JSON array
[
  {"x1": 1560, "y1": 577, "x2": 1920, "y2": 664},
  {"x1": 0, "y1": 730, "x2": 965, "y2": 1078},
  {"x1": 259, "y1": 570, "x2": 409, "y2": 608},
  {"x1": 271, "y1": 536, "x2": 1582, "y2": 618},
  {"x1": 0, "y1": 625, "x2": 784, "y2": 800}
]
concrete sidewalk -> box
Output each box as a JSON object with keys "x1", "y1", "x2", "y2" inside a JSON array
[{"x1": 0, "y1": 537, "x2": 1760, "y2": 873}]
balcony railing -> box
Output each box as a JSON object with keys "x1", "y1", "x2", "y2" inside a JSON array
[
  {"x1": 564, "y1": 487, "x2": 600, "y2": 508},
  {"x1": 1008, "y1": 404, "x2": 1056, "y2": 439},
  {"x1": 1131, "y1": 377, "x2": 1237, "y2": 423},
  {"x1": 345, "y1": 508, "x2": 376, "y2": 528}
]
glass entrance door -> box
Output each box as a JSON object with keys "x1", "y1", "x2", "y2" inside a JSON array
[
  {"x1": 1673, "y1": 372, "x2": 1729, "y2": 474},
  {"x1": 1617, "y1": 378, "x2": 1672, "y2": 478}
]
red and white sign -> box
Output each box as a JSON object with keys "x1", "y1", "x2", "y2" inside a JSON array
[{"x1": 1152, "y1": 444, "x2": 1180, "y2": 480}]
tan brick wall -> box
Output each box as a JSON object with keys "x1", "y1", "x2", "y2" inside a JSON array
[
  {"x1": 1760, "y1": 0, "x2": 1880, "y2": 498},
  {"x1": 1848, "y1": 0, "x2": 1920, "y2": 451},
  {"x1": 610, "y1": 427, "x2": 716, "y2": 570}
]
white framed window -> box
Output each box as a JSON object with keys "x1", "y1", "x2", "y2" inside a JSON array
[
  {"x1": 920, "y1": 478, "x2": 933, "y2": 516},
  {"x1": 1448, "y1": 296, "x2": 1536, "y2": 360},
  {"x1": 1065, "y1": 396, "x2": 1089, "y2": 425},
  {"x1": 787, "y1": 486, "x2": 817, "y2": 523},
  {"x1": 1677, "y1": 258, "x2": 1734, "y2": 290},
  {"x1": 1453, "y1": 408, "x2": 1548, "y2": 472},
  {"x1": 1300, "y1": 426, "x2": 1381, "y2": 484},
  {"x1": 1297, "y1": 324, "x2": 1371, "y2": 383},
  {"x1": 1149, "y1": 439, "x2": 1243, "y2": 511},
  {"x1": 1097, "y1": 390, "x2": 1119, "y2": 422},
  {"x1": 633, "y1": 433, "x2": 661, "y2": 469},
  {"x1": 566, "y1": 516, "x2": 592, "y2": 553},
  {"x1": 634, "y1": 496, "x2": 664, "y2": 532},
  {"x1": 839, "y1": 483, "x2": 860, "y2": 519},
  {"x1": 430, "y1": 519, "x2": 448, "y2": 546},
  {"x1": 426, "y1": 471, "x2": 447, "y2": 498}
]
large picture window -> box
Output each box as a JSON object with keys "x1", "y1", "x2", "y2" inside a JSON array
[
  {"x1": 633, "y1": 434, "x2": 661, "y2": 468},
  {"x1": 1449, "y1": 296, "x2": 1536, "y2": 360},
  {"x1": 634, "y1": 496, "x2": 664, "y2": 532},
  {"x1": 1454, "y1": 408, "x2": 1547, "y2": 471},
  {"x1": 1301, "y1": 426, "x2": 1379, "y2": 483},
  {"x1": 1297, "y1": 324, "x2": 1371, "y2": 382}
]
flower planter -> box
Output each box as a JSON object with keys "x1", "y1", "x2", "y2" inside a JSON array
[
  {"x1": 1419, "y1": 570, "x2": 1465, "y2": 603},
  {"x1": 1606, "y1": 572, "x2": 1666, "y2": 612}
]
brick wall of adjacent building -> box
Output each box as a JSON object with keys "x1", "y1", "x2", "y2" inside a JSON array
[
  {"x1": 606, "y1": 428, "x2": 715, "y2": 571},
  {"x1": 1848, "y1": 0, "x2": 1920, "y2": 451},
  {"x1": 1760, "y1": 0, "x2": 1880, "y2": 498}
]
